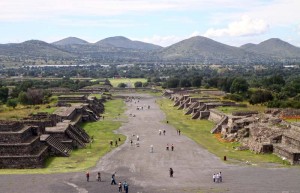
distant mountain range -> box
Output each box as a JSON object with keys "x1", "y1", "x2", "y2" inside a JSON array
[{"x1": 1, "y1": 36, "x2": 300, "y2": 64}]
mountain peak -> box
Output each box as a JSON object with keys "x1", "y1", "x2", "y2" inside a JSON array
[
  {"x1": 95, "y1": 36, "x2": 162, "y2": 50},
  {"x1": 241, "y1": 38, "x2": 300, "y2": 58},
  {"x1": 52, "y1": 37, "x2": 89, "y2": 45}
]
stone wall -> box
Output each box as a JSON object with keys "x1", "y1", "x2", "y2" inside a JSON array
[
  {"x1": 0, "y1": 121, "x2": 23, "y2": 132},
  {"x1": 208, "y1": 109, "x2": 224, "y2": 123},
  {"x1": 0, "y1": 126, "x2": 33, "y2": 143},
  {"x1": 282, "y1": 135, "x2": 300, "y2": 150},
  {"x1": 0, "y1": 146, "x2": 49, "y2": 169},
  {"x1": 0, "y1": 137, "x2": 42, "y2": 156}
]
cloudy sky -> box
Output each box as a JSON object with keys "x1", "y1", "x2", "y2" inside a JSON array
[{"x1": 0, "y1": 0, "x2": 300, "y2": 47}]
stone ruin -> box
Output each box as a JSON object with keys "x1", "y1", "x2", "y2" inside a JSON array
[
  {"x1": 167, "y1": 92, "x2": 300, "y2": 165},
  {"x1": 0, "y1": 94, "x2": 106, "y2": 169}
]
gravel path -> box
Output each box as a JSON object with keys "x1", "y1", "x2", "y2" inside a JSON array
[{"x1": 0, "y1": 93, "x2": 300, "y2": 193}]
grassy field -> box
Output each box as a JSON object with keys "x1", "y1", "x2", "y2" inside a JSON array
[
  {"x1": 108, "y1": 78, "x2": 147, "y2": 87},
  {"x1": 0, "y1": 99, "x2": 126, "y2": 174},
  {"x1": 158, "y1": 98, "x2": 286, "y2": 165},
  {"x1": 0, "y1": 96, "x2": 59, "y2": 120},
  {"x1": 217, "y1": 105, "x2": 266, "y2": 115}
]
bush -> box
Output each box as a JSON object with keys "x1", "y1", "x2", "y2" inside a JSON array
[
  {"x1": 6, "y1": 99, "x2": 18, "y2": 109},
  {"x1": 118, "y1": 83, "x2": 127, "y2": 88},
  {"x1": 223, "y1": 94, "x2": 243, "y2": 102}
]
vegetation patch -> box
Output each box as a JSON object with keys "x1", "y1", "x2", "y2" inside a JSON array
[
  {"x1": 0, "y1": 99, "x2": 126, "y2": 174},
  {"x1": 158, "y1": 98, "x2": 285, "y2": 165},
  {"x1": 108, "y1": 78, "x2": 147, "y2": 87}
]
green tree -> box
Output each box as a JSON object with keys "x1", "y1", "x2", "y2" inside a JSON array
[
  {"x1": 230, "y1": 78, "x2": 249, "y2": 94},
  {"x1": 166, "y1": 78, "x2": 180, "y2": 88},
  {"x1": 191, "y1": 77, "x2": 202, "y2": 87},
  {"x1": 179, "y1": 79, "x2": 191, "y2": 88},
  {"x1": 0, "y1": 87, "x2": 9, "y2": 103},
  {"x1": 118, "y1": 83, "x2": 127, "y2": 88},
  {"x1": 6, "y1": 99, "x2": 18, "y2": 109},
  {"x1": 134, "y1": 81, "x2": 143, "y2": 88},
  {"x1": 18, "y1": 91, "x2": 28, "y2": 105},
  {"x1": 249, "y1": 90, "x2": 273, "y2": 104}
]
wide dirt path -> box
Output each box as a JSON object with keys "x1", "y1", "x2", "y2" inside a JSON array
[{"x1": 1, "y1": 93, "x2": 300, "y2": 193}]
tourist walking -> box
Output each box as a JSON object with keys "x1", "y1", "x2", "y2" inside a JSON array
[
  {"x1": 166, "y1": 144, "x2": 169, "y2": 151},
  {"x1": 216, "y1": 173, "x2": 220, "y2": 183},
  {"x1": 130, "y1": 139, "x2": 133, "y2": 146},
  {"x1": 219, "y1": 172, "x2": 222, "y2": 182},
  {"x1": 213, "y1": 174, "x2": 216, "y2": 182},
  {"x1": 118, "y1": 182, "x2": 122, "y2": 192},
  {"x1": 163, "y1": 129, "x2": 166, "y2": 135},
  {"x1": 169, "y1": 168, "x2": 174, "y2": 177},
  {"x1": 171, "y1": 144, "x2": 174, "y2": 151},
  {"x1": 86, "y1": 171, "x2": 90, "y2": 182},
  {"x1": 178, "y1": 129, "x2": 181, "y2": 135},
  {"x1": 111, "y1": 172, "x2": 117, "y2": 185},
  {"x1": 97, "y1": 172, "x2": 101, "y2": 182},
  {"x1": 123, "y1": 181, "x2": 129, "y2": 193},
  {"x1": 137, "y1": 135, "x2": 139, "y2": 141}
]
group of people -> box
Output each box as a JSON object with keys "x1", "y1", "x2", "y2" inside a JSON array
[
  {"x1": 86, "y1": 171, "x2": 129, "y2": 192},
  {"x1": 85, "y1": 171, "x2": 101, "y2": 182},
  {"x1": 213, "y1": 172, "x2": 223, "y2": 183},
  {"x1": 158, "y1": 129, "x2": 166, "y2": 135},
  {"x1": 166, "y1": 143, "x2": 174, "y2": 151},
  {"x1": 118, "y1": 181, "x2": 129, "y2": 193}
]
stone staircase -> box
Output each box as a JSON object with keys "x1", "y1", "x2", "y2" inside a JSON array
[
  {"x1": 66, "y1": 129, "x2": 86, "y2": 148},
  {"x1": 45, "y1": 135, "x2": 71, "y2": 156},
  {"x1": 185, "y1": 102, "x2": 199, "y2": 115},
  {"x1": 210, "y1": 116, "x2": 228, "y2": 134},
  {"x1": 191, "y1": 105, "x2": 206, "y2": 119},
  {"x1": 69, "y1": 124, "x2": 90, "y2": 143}
]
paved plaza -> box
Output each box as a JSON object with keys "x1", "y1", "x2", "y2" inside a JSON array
[{"x1": 0, "y1": 94, "x2": 300, "y2": 193}]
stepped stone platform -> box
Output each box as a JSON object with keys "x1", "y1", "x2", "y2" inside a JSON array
[
  {"x1": 166, "y1": 92, "x2": 300, "y2": 165},
  {"x1": 0, "y1": 93, "x2": 105, "y2": 168}
]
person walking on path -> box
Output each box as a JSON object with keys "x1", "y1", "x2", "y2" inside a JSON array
[
  {"x1": 216, "y1": 173, "x2": 220, "y2": 183},
  {"x1": 86, "y1": 171, "x2": 90, "y2": 182},
  {"x1": 166, "y1": 144, "x2": 169, "y2": 151},
  {"x1": 111, "y1": 172, "x2": 117, "y2": 185},
  {"x1": 213, "y1": 174, "x2": 216, "y2": 182},
  {"x1": 171, "y1": 144, "x2": 174, "y2": 151},
  {"x1": 137, "y1": 135, "x2": 139, "y2": 141},
  {"x1": 163, "y1": 129, "x2": 166, "y2": 135},
  {"x1": 178, "y1": 129, "x2": 181, "y2": 135},
  {"x1": 123, "y1": 181, "x2": 129, "y2": 193},
  {"x1": 118, "y1": 182, "x2": 122, "y2": 192},
  {"x1": 169, "y1": 168, "x2": 174, "y2": 177},
  {"x1": 219, "y1": 172, "x2": 222, "y2": 182},
  {"x1": 130, "y1": 139, "x2": 133, "y2": 146},
  {"x1": 97, "y1": 172, "x2": 101, "y2": 182}
]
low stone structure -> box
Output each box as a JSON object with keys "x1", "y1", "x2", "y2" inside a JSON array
[
  {"x1": 0, "y1": 94, "x2": 106, "y2": 168},
  {"x1": 167, "y1": 92, "x2": 300, "y2": 165}
]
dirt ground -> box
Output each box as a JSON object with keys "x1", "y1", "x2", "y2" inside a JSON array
[{"x1": 0, "y1": 93, "x2": 300, "y2": 193}]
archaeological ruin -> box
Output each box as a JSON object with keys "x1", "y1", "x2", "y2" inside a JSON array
[
  {"x1": 168, "y1": 92, "x2": 300, "y2": 165},
  {"x1": 0, "y1": 94, "x2": 105, "y2": 169}
]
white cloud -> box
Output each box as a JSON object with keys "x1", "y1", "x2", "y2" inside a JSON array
[
  {"x1": 204, "y1": 15, "x2": 268, "y2": 37},
  {"x1": 297, "y1": 24, "x2": 300, "y2": 35},
  {"x1": 0, "y1": 0, "x2": 274, "y2": 22}
]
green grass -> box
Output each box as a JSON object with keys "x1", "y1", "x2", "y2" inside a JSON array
[
  {"x1": 0, "y1": 96, "x2": 58, "y2": 120},
  {"x1": 217, "y1": 105, "x2": 266, "y2": 115},
  {"x1": 158, "y1": 98, "x2": 286, "y2": 165},
  {"x1": 108, "y1": 78, "x2": 147, "y2": 87},
  {"x1": 0, "y1": 99, "x2": 126, "y2": 174}
]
